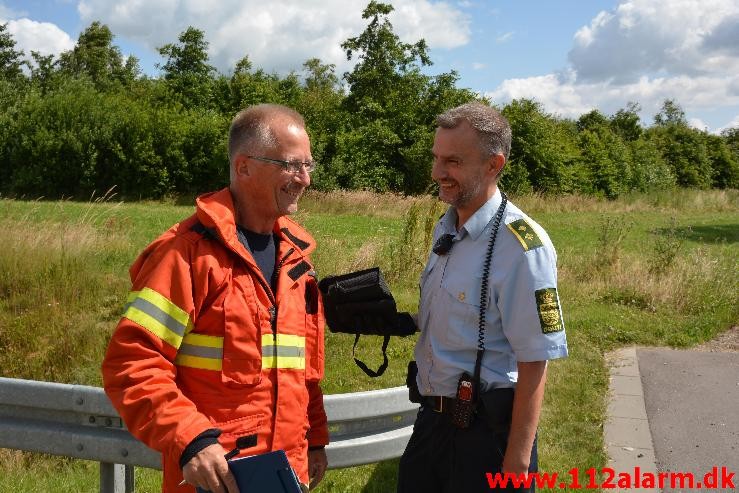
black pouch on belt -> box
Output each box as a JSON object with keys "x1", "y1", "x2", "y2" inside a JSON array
[
  {"x1": 406, "y1": 361, "x2": 423, "y2": 403},
  {"x1": 479, "y1": 388, "x2": 515, "y2": 433}
]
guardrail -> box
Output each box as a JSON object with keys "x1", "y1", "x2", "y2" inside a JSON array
[{"x1": 0, "y1": 377, "x2": 417, "y2": 493}]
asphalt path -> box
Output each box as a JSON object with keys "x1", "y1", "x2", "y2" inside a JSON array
[{"x1": 637, "y1": 348, "x2": 738, "y2": 492}]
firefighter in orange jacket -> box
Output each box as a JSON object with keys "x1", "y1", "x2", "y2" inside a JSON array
[{"x1": 102, "y1": 104, "x2": 329, "y2": 493}]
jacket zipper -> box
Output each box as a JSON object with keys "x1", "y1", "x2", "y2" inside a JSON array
[{"x1": 270, "y1": 248, "x2": 294, "y2": 423}]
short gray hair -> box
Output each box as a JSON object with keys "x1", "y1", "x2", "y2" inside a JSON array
[
  {"x1": 436, "y1": 102, "x2": 511, "y2": 159},
  {"x1": 228, "y1": 104, "x2": 306, "y2": 163}
]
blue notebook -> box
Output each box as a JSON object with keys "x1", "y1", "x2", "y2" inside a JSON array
[{"x1": 196, "y1": 450, "x2": 302, "y2": 493}]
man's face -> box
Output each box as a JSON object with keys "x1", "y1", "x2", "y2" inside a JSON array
[
  {"x1": 236, "y1": 121, "x2": 312, "y2": 220},
  {"x1": 431, "y1": 122, "x2": 490, "y2": 211}
]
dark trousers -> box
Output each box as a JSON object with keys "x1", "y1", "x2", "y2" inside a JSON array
[{"x1": 397, "y1": 406, "x2": 538, "y2": 493}]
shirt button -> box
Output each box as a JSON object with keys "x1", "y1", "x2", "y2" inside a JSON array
[{"x1": 458, "y1": 292, "x2": 466, "y2": 301}]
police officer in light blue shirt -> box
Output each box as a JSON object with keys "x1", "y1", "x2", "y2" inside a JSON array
[{"x1": 398, "y1": 102, "x2": 568, "y2": 493}]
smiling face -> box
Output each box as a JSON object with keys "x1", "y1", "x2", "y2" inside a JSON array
[
  {"x1": 431, "y1": 121, "x2": 501, "y2": 224},
  {"x1": 231, "y1": 118, "x2": 312, "y2": 232}
]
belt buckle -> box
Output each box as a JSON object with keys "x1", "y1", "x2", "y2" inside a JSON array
[{"x1": 434, "y1": 396, "x2": 444, "y2": 413}]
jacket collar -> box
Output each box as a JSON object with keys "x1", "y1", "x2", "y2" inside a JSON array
[{"x1": 195, "y1": 188, "x2": 317, "y2": 258}]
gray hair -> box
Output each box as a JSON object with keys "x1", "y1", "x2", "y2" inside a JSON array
[
  {"x1": 228, "y1": 103, "x2": 306, "y2": 164},
  {"x1": 436, "y1": 102, "x2": 511, "y2": 159}
]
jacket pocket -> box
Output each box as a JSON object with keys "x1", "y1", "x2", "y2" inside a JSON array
[
  {"x1": 221, "y1": 281, "x2": 263, "y2": 386},
  {"x1": 215, "y1": 413, "x2": 265, "y2": 453}
]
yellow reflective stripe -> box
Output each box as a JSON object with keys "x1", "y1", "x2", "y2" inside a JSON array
[
  {"x1": 261, "y1": 333, "x2": 306, "y2": 347},
  {"x1": 138, "y1": 287, "x2": 192, "y2": 331},
  {"x1": 183, "y1": 333, "x2": 223, "y2": 348},
  {"x1": 124, "y1": 307, "x2": 183, "y2": 349},
  {"x1": 122, "y1": 287, "x2": 192, "y2": 349},
  {"x1": 175, "y1": 333, "x2": 224, "y2": 371},
  {"x1": 261, "y1": 333, "x2": 306, "y2": 370},
  {"x1": 175, "y1": 354, "x2": 222, "y2": 371},
  {"x1": 262, "y1": 356, "x2": 305, "y2": 370}
]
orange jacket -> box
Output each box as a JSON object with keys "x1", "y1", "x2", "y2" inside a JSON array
[{"x1": 102, "y1": 188, "x2": 328, "y2": 491}]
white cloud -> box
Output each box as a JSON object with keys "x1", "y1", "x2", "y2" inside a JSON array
[
  {"x1": 569, "y1": 0, "x2": 739, "y2": 83},
  {"x1": 715, "y1": 115, "x2": 739, "y2": 134},
  {"x1": 76, "y1": 0, "x2": 470, "y2": 75},
  {"x1": 485, "y1": 0, "x2": 739, "y2": 132},
  {"x1": 486, "y1": 72, "x2": 739, "y2": 127},
  {"x1": 472, "y1": 62, "x2": 486, "y2": 70},
  {"x1": 688, "y1": 118, "x2": 709, "y2": 131},
  {"x1": 3, "y1": 18, "x2": 75, "y2": 58},
  {"x1": 496, "y1": 31, "x2": 514, "y2": 43}
]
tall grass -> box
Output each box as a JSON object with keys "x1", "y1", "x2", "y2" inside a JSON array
[{"x1": 0, "y1": 188, "x2": 737, "y2": 492}]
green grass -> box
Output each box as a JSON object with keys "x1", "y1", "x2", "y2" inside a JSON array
[{"x1": 1, "y1": 188, "x2": 737, "y2": 492}]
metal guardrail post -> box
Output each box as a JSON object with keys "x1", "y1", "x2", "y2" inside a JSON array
[{"x1": 100, "y1": 463, "x2": 134, "y2": 493}]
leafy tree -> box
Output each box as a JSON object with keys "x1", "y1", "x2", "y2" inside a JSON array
[
  {"x1": 0, "y1": 22, "x2": 25, "y2": 83},
  {"x1": 626, "y1": 138, "x2": 675, "y2": 192},
  {"x1": 649, "y1": 100, "x2": 713, "y2": 188},
  {"x1": 705, "y1": 133, "x2": 738, "y2": 188},
  {"x1": 296, "y1": 58, "x2": 343, "y2": 190},
  {"x1": 158, "y1": 27, "x2": 215, "y2": 108},
  {"x1": 29, "y1": 51, "x2": 62, "y2": 93},
  {"x1": 610, "y1": 102, "x2": 643, "y2": 141},
  {"x1": 502, "y1": 99, "x2": 580, "y2": 195},
  {"x1": 335, "y1": 1, "x2": 474, "y2": 193},
  {"x1": 654, "y1": 99, "x2": 686, "y2": 126},
  {"x1": 59, "y1": 21, "x2": 138, "y2": 89},
  {"x1": 577, "y1": 109, "x2": 609, "y2": 133}
]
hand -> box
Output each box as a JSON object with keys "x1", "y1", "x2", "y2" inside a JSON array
[
  {"x1": 182, "y1": 443, "x2": 239, "y2": 493},
  {"x1": 501, "y1": 454, "x2": 530, "y2": 477},
  {"x1": 308, "y1": 447, "x2": 328, "y2": 490}
]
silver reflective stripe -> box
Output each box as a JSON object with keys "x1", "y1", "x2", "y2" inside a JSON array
[
  {"x1": 129, "y1": 297, "x2": 187, "y2": 337},
  {"x1": 178, "y1": 344, "x2": 223, "y2": 359},
  {"x1": 262, "y1": 345, "x2": 306, "y2": 358}
]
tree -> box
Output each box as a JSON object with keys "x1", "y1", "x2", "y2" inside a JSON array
[
  {"x1": 0, "y1": 22, "x2": 25, "y2": 82},
  {"x1": 610, "y1": 102, "x2": 643, "y2": 141},
  {"x1": 295, "y1": 58, "x2": 343, "y2": 190},
  {"x1": 334, "y1": 1, "x2": 473, "y2": 193},
  {"x1": 502, "y1": 99, "x2": 580, "y2": 195},
  {"x1": 653, "y1": 99, "x2": 686, "y2": 126},
  {"x1": 649, "y1": 100, "x2": 713, "y2": 188},
  {"x1": 59, "y1": 21, "x2": 137, "y2": 89},
  {"x1": 158, "y1": 27, "x2": 216, "y2": 108},
  {"x1": 705, "y1": 133, "x2": 738, "y2": 189}
]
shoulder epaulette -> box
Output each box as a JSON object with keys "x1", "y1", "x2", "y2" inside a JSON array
[{"x1": 506, "y1": 218, "x2": 543, "y2": 252}]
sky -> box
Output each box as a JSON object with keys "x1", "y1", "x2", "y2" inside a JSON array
[{"x1": 2, "y1": 0, "x2": 738, "y2": 134}]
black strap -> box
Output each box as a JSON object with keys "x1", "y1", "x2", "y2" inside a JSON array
[
  {"x1": 472, "y1": 192, "x2": 508, "y2": 399},
  {"x1": 352, "y1": 334, "x2": 390, "y2": 378}
]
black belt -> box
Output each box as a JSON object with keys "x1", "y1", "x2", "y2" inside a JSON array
[{"x1": 423, "y1": 396, "x2": 459, "y2": 414}]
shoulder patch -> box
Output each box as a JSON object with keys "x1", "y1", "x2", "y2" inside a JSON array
[
  {"x1": 535, "y1": 288, "x2": 563, "y2": 334},
  {"x1": 506, "y1": 218, "x2": 543, "y2": 251}
]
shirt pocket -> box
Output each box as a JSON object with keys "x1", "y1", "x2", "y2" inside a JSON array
[
  {"x1": 440, "y1": 271, "x2": 489, "y2": 348},
  {"x1": 221, "y1": 278, "x2": 263, "y2": 386}
]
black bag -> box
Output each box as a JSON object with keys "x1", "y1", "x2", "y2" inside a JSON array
[{"x1": 318, "y1": 267, "x2": 416, "y2": 377}]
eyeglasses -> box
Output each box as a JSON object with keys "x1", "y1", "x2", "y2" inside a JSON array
[{"x1": 247, "y1": 155, "x2": 317, "y2": 174}]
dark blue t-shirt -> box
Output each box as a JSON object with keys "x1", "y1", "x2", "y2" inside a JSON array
[{"x1": 236, "y1": 226, "x2": 279, "y2": 292}]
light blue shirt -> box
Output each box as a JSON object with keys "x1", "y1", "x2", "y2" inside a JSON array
[{"x1": 415, "y1": 189, "x2": 568, "y2": 397}]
